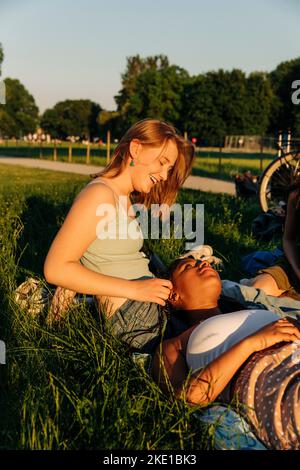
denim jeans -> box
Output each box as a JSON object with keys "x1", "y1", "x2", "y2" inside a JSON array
[
  {"x1": 103, "y1": 275, "x2": 169, "y2": 354},
  {"x1": 221, "y1": 280, "x2": 300, "y2": 320},
  {"x1": 106, "y1": 298, "x2": 168, "y2": 353}
]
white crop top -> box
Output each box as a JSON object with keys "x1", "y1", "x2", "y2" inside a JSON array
[{"x1": 186, "y1": 309, "x2": 280, "y2": 373}]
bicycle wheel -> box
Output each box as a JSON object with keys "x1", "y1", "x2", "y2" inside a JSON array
[{"x1": 259, "y1": 151, "x2": 300, "y2": 212}]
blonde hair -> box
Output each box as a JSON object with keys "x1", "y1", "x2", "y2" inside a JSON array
[{"x1": 90, "y1": 118, "x2": 195, "y2": 208}]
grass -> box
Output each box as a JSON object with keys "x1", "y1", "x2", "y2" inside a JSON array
[
  {"x1": 192, "y1": 152, "x2": 274, "y2": 181},
  {"x1": 0, "y1": 144, "x2": 277, "y2": 181},
  {"x1": 0, "y1": 164, "x2": 278, "y2": 450}
]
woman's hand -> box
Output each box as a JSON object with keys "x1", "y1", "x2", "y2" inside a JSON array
[
  {"x1": 249, "y1": 317, "x2": 300, "y2": 352},
  {"x1": 46, "y1": 286, "x2": 77, "y2": 325},
  {"x1": 131, "y1": 278, "x2": 173, "y2": 306}
]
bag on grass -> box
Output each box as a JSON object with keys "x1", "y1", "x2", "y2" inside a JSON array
[
  {"x1": 241, "y1": 247, "x2": 283, "y2": 277},
  {"x1": 13, "y1": 277, "x2": 52, "y2": 317},
  {"x1": 235, "y1": 171, "x2": 258, "y2": 199},
  {"x1": 251, "y1": 210, "x2": 285, "y2": 241}
]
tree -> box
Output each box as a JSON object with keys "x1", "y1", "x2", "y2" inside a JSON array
[
  {"x1": 246, "y1": 72, "x2": 275, "y2": 135},
  {"x1": 0, "y1": 78, "x2": 39, "y2": 138},
  {"x1": 97, "y1": 110, "x2": 120, "y2": 138},
  {"x1": 0, "y1": 43, "x2": 4, "y2": 76},
  {"x1": 269, "y1": 57, "x2": 300, "y2": 136},
  {"x1": 182, "y1": 74, "x2": 221, "y2": 145},
  {"x1": 182, "y1": 69, "x2": 275, "y2": 145},
  {"x1": 41, "y1": 99, "x2": 102, "y2": 140},
  {"x1": 112, "y1": 55, "x2": 189, "y2": 134},
  {"x1": 124, "y1": 65, "x2": 189, "y2": 130},
  {"x1": 115, "y1": 54, "x2": 170, "y2": 116},
  {"x1": 113, "y1": 54, "x2": 174, "y2": 134}
]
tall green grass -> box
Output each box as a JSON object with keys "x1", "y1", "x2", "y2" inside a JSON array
[{"x1": 0, "y1": 164, "x2": 277, "y2": 450}]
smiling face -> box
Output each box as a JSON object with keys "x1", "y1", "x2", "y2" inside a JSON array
[
  {"x1": 128, "y1": 138, "x2": 178, "y2": 193},
  {"x1": 169, "y1": 258, "x2": 222, "y2": 310}
]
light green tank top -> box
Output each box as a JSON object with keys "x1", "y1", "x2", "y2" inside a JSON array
[{"x1": 79, "y1": 179, "x2": 154, "y2": 280}]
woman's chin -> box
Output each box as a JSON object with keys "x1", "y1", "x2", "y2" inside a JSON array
[{"x1": 143, "y1": 183, "x2": 153, "y2": 193}]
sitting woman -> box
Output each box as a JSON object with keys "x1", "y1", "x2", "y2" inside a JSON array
[
  {"x1": 43, "y1": 119, "x2": 194, "y2": 354},
  {"x1": 249, "y1": 180, "x2": 300, "y2": 300},
  {"x1": 151, "y1": 257, "x2": 300, "y2": 450}
]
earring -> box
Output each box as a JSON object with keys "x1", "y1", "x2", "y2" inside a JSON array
[{"x1": 130, "y1": 160, "x2": 135, "y2": 167}]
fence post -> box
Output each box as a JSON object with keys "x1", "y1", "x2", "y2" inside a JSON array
[
  {"x1": 68, "y1": 142, "x2": 72, "y2": 163},
  {"x1": 86, "y1": 141, "x2": 90, "y2": 165},
  {"x1": 260, "y1": 137, "x2": 264, "y2": 172},
  {"x1": 53, "y1": 140, "x2": 57, "y2": 161},
  {"x1": 106, "y1": 130, "x2": 111, "y2": 164},
  {"x1": 39, "y1": 141, "x2": 43, "y2": 159},
  {"x1": 218, "y1": 146, "x2": 222, "y2": 174}
]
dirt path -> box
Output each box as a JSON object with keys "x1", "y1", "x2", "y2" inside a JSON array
[{"x1": 0, "y1": 157, "x2": 236, "y2": 195}]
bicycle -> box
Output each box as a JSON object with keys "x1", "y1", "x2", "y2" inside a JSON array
[{"x1": 258, "y1": 144, "x2": 300, "y2": 213}]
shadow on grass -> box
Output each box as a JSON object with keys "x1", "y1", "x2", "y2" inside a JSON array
[{"x1": 16, "y1": 195, "x2": 72, "y2": 281}]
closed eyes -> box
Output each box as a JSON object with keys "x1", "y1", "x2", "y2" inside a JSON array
[
  {"x1": 160, "y1": 159, "x2": 175, "y2": 173},
  {"x1": 182, "y1": 262, "x2": 194, "y2": 271}
]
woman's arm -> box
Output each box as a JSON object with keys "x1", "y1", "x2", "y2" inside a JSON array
[
  {"x1": 44, "y1": 184, "x2": 172, "y2": 304},
  {"x1": 47, "y1": 286, "x2": 77, "y2": 325},
  {"x1": 283, "y1": 190, "x2": 300, "y2": 281},
  {"x1": 44, "y1": 184, "x2": 132, "y2": 296},
  {"x1": 152, "y1": 318, "x2": 300, "y2": 406},
  {"x1": 152, "y1": 333, "x2": 254, "y2": 406}
]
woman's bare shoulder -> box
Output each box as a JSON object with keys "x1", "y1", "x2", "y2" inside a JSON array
[
  {"x1": 73, "y1": 179, "x2": 116, "y2": 206},
  {"x1": 164, "y1": 323, "x2": 199, "y2": 354}
]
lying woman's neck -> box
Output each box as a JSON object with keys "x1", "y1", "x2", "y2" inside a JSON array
[{"x1": 183, "y1": 306, "x2": 222, "y2": 327}]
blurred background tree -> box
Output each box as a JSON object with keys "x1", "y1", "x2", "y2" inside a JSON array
[
  {"x1": 182, "y1": 69, "x2": 275, "y2": 145},
  {"x1": 0, "y1": 78, "x2": 39, "y2": 138},
  {"x1": 1, "y1": 41, "x2": 299, "y2": 144},
  {"x1": 0, "y1": 43, "x2": 4, "y2": 76},
  {"x1": 269, "y1": 57, "x2": 300, "y2": 136},
  {"x1": 41, "y1": 99, "x2": 102, "y2": 140}
]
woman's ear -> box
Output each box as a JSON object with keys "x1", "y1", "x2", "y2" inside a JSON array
[
  {"x1": 168, "y1": 290, "x2": 180, "y2": 305},
  {"x1": 129, "y1": 139, "x2": 141, "y2": 159}
]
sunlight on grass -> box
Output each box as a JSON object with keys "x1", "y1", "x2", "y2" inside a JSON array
[
  {"x1": 0, "y1": 164, "x2": 277, "y2": 449},
  {"x1": 0, "y1": 147, "x2": 277, "y2": 181}
]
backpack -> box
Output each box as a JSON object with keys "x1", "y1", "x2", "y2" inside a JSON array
[
  {"x1": 251, "y1": 210, "x2": 285, "y2": 241},
  {"x1": 235, "y1": 171, "x2": 258, "y2": 199},
  {"x1": 241, "y1": 247, "x2": 284, "y2": 277}
]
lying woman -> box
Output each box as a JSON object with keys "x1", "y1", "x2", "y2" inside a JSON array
[
  {"x1": 249, "y1": 180, "x2": 300, "y2": 300},
  {"x1": 151, "y1": 257, "x2": 300, "y2": 450}
]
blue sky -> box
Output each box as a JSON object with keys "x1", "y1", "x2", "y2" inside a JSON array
[{"x1": 0, "y1": 0, "x2": 299, "y2": 114}]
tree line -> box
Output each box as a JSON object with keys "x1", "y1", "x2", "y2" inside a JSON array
[{"x1": 0, "y1": 44, "x2": 299, "y2": 145}]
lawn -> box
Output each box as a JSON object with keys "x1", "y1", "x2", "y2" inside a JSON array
[
  {"x1": 0, "y1": 164, "x2": 278, "y2": 450},
  {"x1": 192, "y1": 151, "x2": 274, "y2": 181}
]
